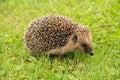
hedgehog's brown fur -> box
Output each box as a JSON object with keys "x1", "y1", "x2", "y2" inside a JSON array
[{"x1": 24, "y1": 15, "x2": 94, "y2": 56}]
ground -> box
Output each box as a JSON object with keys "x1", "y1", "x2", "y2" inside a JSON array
[{"x1": 0, "y1": 0, "x2": 120, "y2": 80}]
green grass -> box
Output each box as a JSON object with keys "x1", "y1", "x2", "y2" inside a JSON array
[{"x1": 0, "y1": 0, "x2": 120, "y2": 80}]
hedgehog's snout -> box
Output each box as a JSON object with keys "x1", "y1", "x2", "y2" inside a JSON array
[
  {"x1": 84, "y1": 49, "x2": 94, "y2": 56},
  {"x1": 80, "y1": 43, "x2": 94, "y2": 56},
  {"x1": 88, "y1": 50, "x2": 94, "y2": 56}
]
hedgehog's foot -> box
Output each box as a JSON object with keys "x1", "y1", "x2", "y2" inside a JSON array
[
  {"x1": 49, "y1": 54, "x2": 56, "y2": 60},
  {"x1": 31, "y1": 52, "x2": 38, "y2": 57},
  {"x1": 59, "y1": 54, "x2": 65, "y2": 60}
]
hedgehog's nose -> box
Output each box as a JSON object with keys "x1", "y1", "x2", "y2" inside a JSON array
[{"x1": 89, "y1": 51, "x2": 94, "y2": 56}]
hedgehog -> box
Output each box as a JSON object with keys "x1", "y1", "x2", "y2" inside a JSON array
[{"x1": 24, "y1": 15, "x2": 94, "y2": 56}]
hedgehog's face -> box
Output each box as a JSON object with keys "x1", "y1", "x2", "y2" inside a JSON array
[{"x1": 74, "y1": 27, "x2": 94, "y2": 55}]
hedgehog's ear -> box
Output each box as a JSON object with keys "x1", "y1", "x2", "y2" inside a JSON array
[{"x1": 72, "y1": 34, "x2": 78, "y2": 43}]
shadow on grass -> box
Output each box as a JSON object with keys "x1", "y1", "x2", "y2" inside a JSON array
[{"x1": 34, "y1": 50, "x2": 91, "y2": 62}]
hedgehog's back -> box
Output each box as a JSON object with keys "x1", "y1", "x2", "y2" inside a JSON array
[{"x1": 24, "y1": 15, "x2": 78, "y2": 54}]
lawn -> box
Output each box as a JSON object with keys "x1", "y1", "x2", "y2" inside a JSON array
[{"x1": 0, "y1": 0, "x2": 120, "y2": 80}]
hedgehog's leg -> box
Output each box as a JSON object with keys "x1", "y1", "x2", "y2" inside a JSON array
[
  {"x1": 31, "y1": 53, "x2": 39, "y2": 57},
  {"x1": 49, "y1": 54, "x2": 56, "y2": 60},
  {"x1": 60, "y1": 54, "x2": 65, "y2": 59}
]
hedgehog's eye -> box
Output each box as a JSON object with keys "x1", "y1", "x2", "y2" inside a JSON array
[{"x1": 72, "y1": 34, "x2": 78, "y2": 43}]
